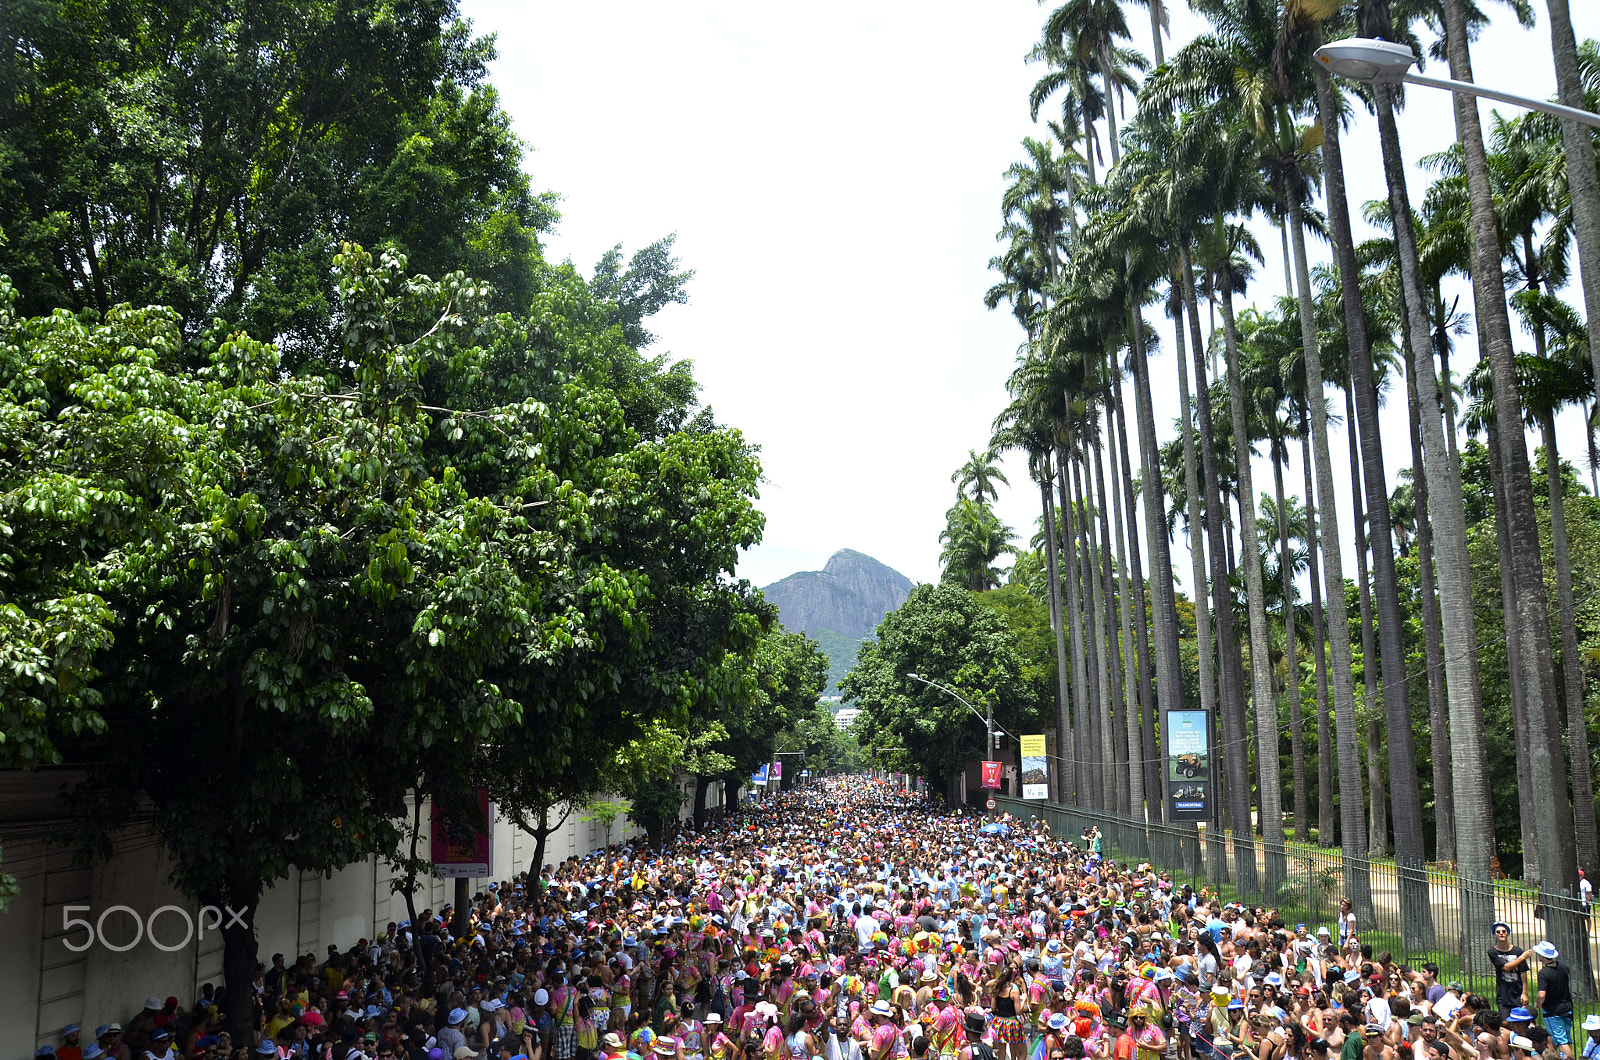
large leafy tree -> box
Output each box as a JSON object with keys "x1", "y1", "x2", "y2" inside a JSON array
[
  {"x1": 0, "y1": 0, "x2": 552, "y2": 353},
  {"x1": 0, "y1": 243, "x2": 765, "y2": 1039},
  {"x1": 843, "y1": 583, "x2": 1049, "y2": 797}
]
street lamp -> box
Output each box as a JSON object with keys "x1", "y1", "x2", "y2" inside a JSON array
[
  {"x1": 906, "y1": 672, "x2": 1009, "y2": 756},
  {"x1": 1314, "y1": 37, "x2": 1600, "y2": 128}
]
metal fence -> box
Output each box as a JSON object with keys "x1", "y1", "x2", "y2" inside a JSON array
[{"x1": 993, "y1": 796, "x2": 1600, "y2": 1009}]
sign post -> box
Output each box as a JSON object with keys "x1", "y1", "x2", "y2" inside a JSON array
[
  {"x1": 431, "y1": 789, "x2": 494, "y2": 878},
  {"x1": 980, "y1": 760, "x2": 1002, "y2": 789},
  {"x1": 1166, "y1": 710, "x2": 1212, "y2": 821},
  {"x1": 1020, "y1": 735, "x2": 1048, "y2": 799}
]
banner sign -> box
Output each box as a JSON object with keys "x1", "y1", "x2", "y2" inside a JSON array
[
  {"x1": 980, "y1": 760, "x2": 1002, "y2": 789},
  {"x1": 1020, "y1": 735, "x2": 1048, "y2": 799},
  {"x1": 1167, "y1": 710, "x2": 1212, "y2": 821},
  {"x1": 770, "y1": 760, "x2": 783, "y2": 781},
  {"x1": 431, "y1": 789, "x2": 494, "y2": 878},
  {"x1": 753, "y1": 764, "x2": 769, "y2": 785}
]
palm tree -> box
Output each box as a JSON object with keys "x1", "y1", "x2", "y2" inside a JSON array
[
  {"x1": 1429, "y1": 0, "x2": 1580, "y2": 947},
  {"x1": 953, "y1": 448, "x2": 1010, "y2": 509},
  {"x1": 939, "y1": 497, "x2": 1017, "y2": 592},
  {"x1": 1513, "y1": 292, "x2": 1599, "y2": 874}
]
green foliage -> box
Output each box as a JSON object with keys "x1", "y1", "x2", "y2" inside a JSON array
[
  {"x1": 0, "y1": 0, "x2": 552, "y2": 354},
  {"x1": 806, "y1": 626, "x2": 867, "y2": 697},
  {"x1": 843, "y1": 583, "x2": 1050, "y2": 793},
  {"x1": 589, "y1": 236, "x2": 694, "y2": 350},
  {"x1": 939, "y1": 497, "x2": 1017, "y2": 591}
]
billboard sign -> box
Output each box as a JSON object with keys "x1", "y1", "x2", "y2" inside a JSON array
[
  {"x1": 770, "y1": 760, "x2": 783, "y2": 781},
  {"x1": 1020, "y1": 735, "x2": 1048, "y2": 799},
  {"x1": 753, "y1": 764, "x2": 769, "y2": 784},
  {"x1": 980, "y1": 760, "x2": 1002, "y2": 789},
  {"x1": 431, "y1": 789, "x2": 493, "y2": 878},
  {"x1": 1167, "y1": 710, "x2": 1212, "y2": 821}
]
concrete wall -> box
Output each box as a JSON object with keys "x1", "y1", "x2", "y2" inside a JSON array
[{"x1": 1, "y1": 772, "x2": 717, "y2": 1056}]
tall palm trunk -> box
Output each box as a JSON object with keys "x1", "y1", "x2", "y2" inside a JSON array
[
  {"x1": 1344, "y1": 384, "x2": 1388, "y2": 858},
  {"x1": 1301, "y1": 419, "x2": 1335, "y2": 847},
  {"x1": 1182, "y1": 247, "x2": 1258, "y2": 897},
  {"x1": 1059, "y1": 427, "x2": 1091, "y2": 807},
  {"x1": 1073, "y1": 438, "x2": 1109, "y2": 809},
  {"x1": 1272, "y1": 446, "x2": 1307, "y2": 843},
  {"x1": 1042, "y1": 459, "x2": 1077, "y2": 806},
  {"x1": 1174, "y1": 287, "x2": 1228, "y2": 882},
  {"x1": 1406, "y1": 353, "x2": 1456, "y2": 865},
  {"x1": 1487, "y1": 416, "x2": 1540, "y2": 883},
  {"x1": 1108, "y1": 393, "x2": 1147, "y2": 817},
  {"x1": 1288, "y1": 83, "x2": 1372, "y2": 911},
  {"x1": 1114, "y1": 370, "x2": 1161, "y2": 818},
  {"x1": 1097, "y1": 408, "x2": 1134, "y2": 815},
  {"x1": 1089, "y1": 430, "x2": 1123, "y2": 813},
  {"x1": 1218, "y1": 267, "x2": 1287, "y2": 894},
  {"x1": 1437, "y1": 0, "x2": 1581, "y2": 944},
  {"x1": 1542, "y1": 410, "x2": 1600, "y2": 874},
  {"x1": 1542, "y1": 0, "x2": 1600, "y2": 429},
  {"x1": 1129, "y1": 301, "x2": 1182, "y2": 828}
]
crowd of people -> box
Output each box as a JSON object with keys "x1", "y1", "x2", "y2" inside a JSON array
[{"x1": 34, "y1": 777, "x2": 1593, "y2": 1060}]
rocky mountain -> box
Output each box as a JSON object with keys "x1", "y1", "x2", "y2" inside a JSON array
[
  {"x1": 761, "y1": 550, "x2": 914, "y2": 694},
  {"x1": 762, "y1": 549, "x2": 914, "y2": 638}
]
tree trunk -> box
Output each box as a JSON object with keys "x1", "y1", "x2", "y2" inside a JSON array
[
  {"x1": 1346, "y1": 384, "x2": 1388, "y2": 859},
  {"x1": 219, "y1": 872, "x2": 265, "y2": 1043},
  {"x1": 1543, "y1": 410, "x2": 1599, "y2": 875},
  {"x1": 1116, "y1": 367, "x2": 1163, "y2": 819},
  {"x1": 1437, "y1": 0, "x2": 1581, "y2": 945},
  {"x1": 1089, "y1": 433, "x2": 1123, "y2": 813},
  {"x1": 1042, "y1": 464, "x2": 1077, "y2": 805},
  {"x1": 1059, "y1": 432, "x2": 1090, "y2": 807},
  {"x1": 1219, "y1": 280, "x2": 1287, "y2": 895},
  {"x1": 1108, "y1": 393, "x2": 1147, "y2": 817},
  {"x1": 1172, "y1": 285, "x2": 1226, "y2": 879},
  {"x1": 1355, "y1": 78, "x2": 1437, "y2": 946},
  {"x1": 1542, "y1": 0, "x2": 1600, "y2": 441},
  {"x1": 1489, "y1": 419, "x2": 1540, "y2": 883},
  {"x1": 1273, "y1": 447, "x2": 1308, "y2": 844},
  {"x1": 1183, "y1": 247, "x2": 1257, "y2": 898},
  {"x1": 1072, "y1": 438, "x2": 1108, "y2": 809},
  {"x1": 1302, "y1": 422, "x2": 1335, "y2": 847},
  {"x1": 694, "y1": 775, "x2": 712, "y2": 831},
  {"x1": 1407, "y1": 349, "x2": 1456, "y2": 865},
  {"x1": 1286, "y1": 94, "x2": 1372, "y2": 913}
]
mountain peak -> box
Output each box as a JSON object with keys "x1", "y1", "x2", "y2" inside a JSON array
[{"x1": 761, "y1": 550, "x2": 913, "y2": 640}]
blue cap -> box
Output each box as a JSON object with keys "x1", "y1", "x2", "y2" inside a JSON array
[
  {"x1": 257, "y1": 1043, "x2": 278, "y2": 1056},
  {"x1": 1510, "y1": 1008, "x2": 1534, "y2": 1022},
  {"x1": 62, "y1": 1027, "x2": 80, "y2": 1037},
  {"x1": 38, "y1": 1050, "x2": 57, "y2": 1058}
]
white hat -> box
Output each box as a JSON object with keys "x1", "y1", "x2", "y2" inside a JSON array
[
  {"x1": 872, "y1": 1000, "x2": 895, "y2": 1017},
  {"x1": 1534, "y1": 941, "x2": 1559, "y2": 960},
  {"x1": 534, "y1": 989, "x2": 549, "y2": 1006},
  {"x1": 1581, "y1": 1015, "x2": 1600, "y2": 1032},
  {"x1": 1510, "y1": 1037, "x2": 1535, "y2": 1053}
]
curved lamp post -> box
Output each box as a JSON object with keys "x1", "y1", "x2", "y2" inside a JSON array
[{"x1": 1314, "y1": 37, "x2": 1600, "y2": 128}]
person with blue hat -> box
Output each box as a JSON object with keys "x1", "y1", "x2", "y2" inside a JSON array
[
  {"x1": 57, "y1": 1025, "x2": 83, "y2": 1060},
  {"x1": 1533, "y1": 941, "x2": 1574, "y2": 1057}
]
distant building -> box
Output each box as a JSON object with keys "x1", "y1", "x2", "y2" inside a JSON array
[{"x1": 834, "y1": 708, "x2": 861, "y2": 731}]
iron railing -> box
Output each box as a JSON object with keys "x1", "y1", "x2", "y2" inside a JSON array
[{"x1": 993, "y1": 796, "x2": 1599, "y2": 1012}]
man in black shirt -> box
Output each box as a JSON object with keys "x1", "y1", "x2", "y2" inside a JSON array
[
  {"x1": 1533, "y1": 941, "x2": 1574, "y2": 1059},
  {"x1": 1489, "y1": 921, "x2": 1532, "y2": 1017}
]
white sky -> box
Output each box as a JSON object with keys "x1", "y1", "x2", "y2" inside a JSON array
[{"x1": 460, "y1": 0, "x2": 1600, "y2": 594}]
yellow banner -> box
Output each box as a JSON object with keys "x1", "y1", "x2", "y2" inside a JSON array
[{"x1": 1020, "y1": 734, "x2": 1046, "y2": 757}]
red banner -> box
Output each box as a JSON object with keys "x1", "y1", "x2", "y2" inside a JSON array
[{"x1": 981, "y1": 761, "x2": 1002, "y2": 789}]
